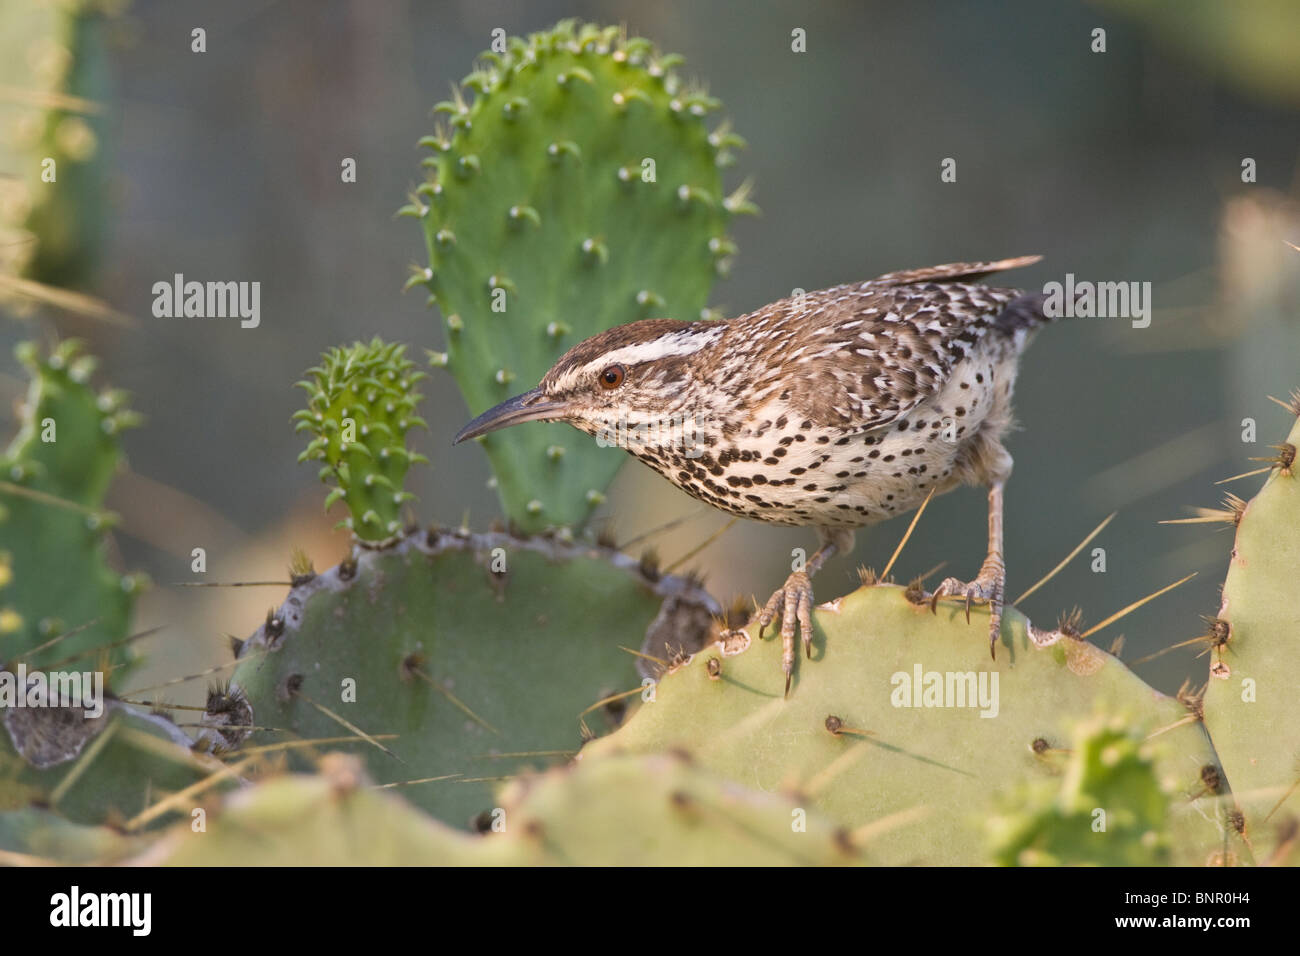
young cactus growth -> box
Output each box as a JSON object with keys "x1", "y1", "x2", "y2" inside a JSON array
[
  {"x1": 412, "y1": 20, "x2": 753, "y2": 531},
  {"x1": 986, "y1": 713, "x2": 1172, "y2": 866},
  {"x1": 294, "y1": 338, "x2": 428, "y2": 542}
]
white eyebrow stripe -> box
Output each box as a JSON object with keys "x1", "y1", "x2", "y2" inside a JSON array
[{"x1": 593, "y1": 328, "x2": 724, "y2": 367}]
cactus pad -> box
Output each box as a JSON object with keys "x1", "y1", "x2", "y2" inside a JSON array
[
  {"x1": 135, "y1": 750, "x2": 869, "y2": 866},
  {"x1": 0, "y1": 699, "x2": 211, "y2": 832},
  {"x1": 0, "y1": 340, "x2": 143, "y2": 678},
  {"x1": 1201, "y1": 410, "x2": 1300, "y2": 843},
  {"x1": 584, "y1": 584, "x2": 1234, "y2": 865},
  {"x1": 409, "y1": 20, "x2": 752, "y2": 531},
  {"x1": 0, "y1": 0, "x2": 115, "y2": 290},
  {"x1": 200, "y1": 528, "x2": 719, "y2": 829}
]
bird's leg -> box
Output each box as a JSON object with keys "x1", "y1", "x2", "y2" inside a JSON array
[
  {"x1": 929, "y1": 481, "x2": 1006, "y2": 657},
  {"x1": 758, "y1": 528, "x2": 854, "y2": 696}
]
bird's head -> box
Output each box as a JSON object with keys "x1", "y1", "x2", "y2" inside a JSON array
[{"x1": 453, "y1": 318, "x2": 726, "y2": 446}]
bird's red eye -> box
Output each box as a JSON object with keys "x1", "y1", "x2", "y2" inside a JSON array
[{"x1": 599, "y1": 364, "x2": 625, "y2": 389}]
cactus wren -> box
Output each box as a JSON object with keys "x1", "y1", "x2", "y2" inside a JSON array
[{"x1": 456, "y1": 256, "x2": 1052, "y2": 694}]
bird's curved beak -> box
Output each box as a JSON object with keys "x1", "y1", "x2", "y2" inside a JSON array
[{"x1": 453, "y1": 387, "x2": 570, "y2": 444}]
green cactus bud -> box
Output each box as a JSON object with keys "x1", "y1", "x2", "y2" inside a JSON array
[
  {"x1": 294, "y1": 338, "x2": 427, "y2": 543},
  {"x1": 987, "y1": 713, "x2": 1172, "y2": 866}
]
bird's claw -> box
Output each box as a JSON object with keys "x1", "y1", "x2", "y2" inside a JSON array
[
  {"x1": 927, "y1": 566, "x2": 1005, "y2": 658},
  {"x1": 757, "y1": 570, "x2": 815, "y2": 697}
]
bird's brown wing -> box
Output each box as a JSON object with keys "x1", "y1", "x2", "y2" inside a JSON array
[
  {"x1": 867, "y1": 255, "x2": 1042, "y2": 288},
  {"x1": 735, "y1": 275, "x2": 1034, "y2": 433}
]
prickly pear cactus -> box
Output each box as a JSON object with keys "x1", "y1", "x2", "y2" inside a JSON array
[
  {"x1": 484, "y1": 749, "x2": 868, "y2": 865},
  {"x1": 987, "y1": 713, "x2": 1173, "y2": 866},
  {"x1": 134, "y1": 750, "x2": 867, "y2": 866},
  {"x1": 200, "y1": 528, "x2": 718, "y2": 830},
  {"x1": 584, "y1": 585, "x2": 1235, "y2": 865},
  {"x1": 0, "y1": 700, "x2": 211, "y2": 834},
  {"x1": 0, "y1": 340, "x2": 144, "y2": 678},
  {"x1": 0, "y1": 0, "x2": 117, "y2": 291},
  {"x1": 294, "y1": 337, "x2": 428, "y2": 542},
  {"x1": 1201, "y1": 408, "x2": 1300, "y2": 842},
  {"x1": 408, "y1": 20, "x2": 753, "y2": 531},
  {"x1": 137, "y1": 754, "x2": 481, "y2": 866},
  {"x1": 0, "y1": 806, "x2": 145, "y2": 864},
  {"x1": 0, "y1": 341, "x2": 216, "y2": 845}
]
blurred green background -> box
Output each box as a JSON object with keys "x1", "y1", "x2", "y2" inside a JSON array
[{"x1": 2, "y1": 0, "x2": 1298, "y2": 706}]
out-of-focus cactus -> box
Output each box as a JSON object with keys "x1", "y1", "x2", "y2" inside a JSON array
[
  {"x1": 482, "y1": 749, "x2": 867, "y2": 865},
  {"x1": 0, "y1": 806, "x2": 144, "y2": 864},
  {"x1": 0, "y1": 340, "x2": 216, "y2": 845},
  {"x1": 1201, "y1": 408, "x2": 1300, "y2": 842},
  {"x1": 136, "y1": 754, "x2": 481, "y2": 866},
  {"x1": 583, "y1": 585, "x2": 1233, "y2": 865},
  {"x1": 198, "y1": 528, "x2": 718, "y2": 830},
  {"x1": 0, "y1": 699, "x2": 211, "y2": 834},
  {"x1": 132, "y1": 750, "x2": 867, "y2": 866},
  {"x1": 407, "y1": 20, "x2": 753, "y2": 532},
  {"x1": 0, "y1": 340, "x2": 144, "y2": 678},
  {"x1": 0, "y1": 0, "x2": 118, "y2": 292},
  {"x1": 1096, "y1": 0, "x2": 1300, "y2": 105},
  {"x1": 987, "y1": 713, "x2": 1172, "y2": 866},
  {"x1": 294, "y1": 337, "x2": 428, "y2": 543}
]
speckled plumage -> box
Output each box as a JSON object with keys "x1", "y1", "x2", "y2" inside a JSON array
[
  {"x1": 536, "y1": 256, "x2": 1044, "y2": 526},
  {"x1": 457, "y1": 256, "x2": 1054, "y2": 692}
]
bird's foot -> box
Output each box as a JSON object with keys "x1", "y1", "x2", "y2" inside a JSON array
[
  {"x1": 928, "y1": 560, "x2": 1005, "y2": 658},
  {"x1": 757, "y1": 570, "x2": 815, "y2": 697}
]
